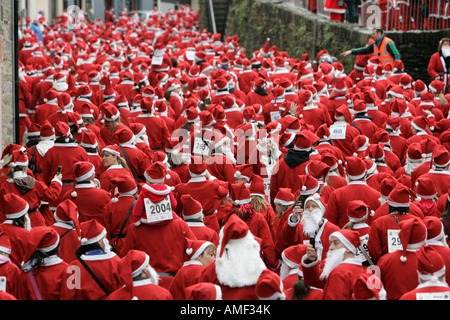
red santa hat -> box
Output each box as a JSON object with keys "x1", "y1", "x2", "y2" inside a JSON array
[
  {"x1": 57, "y1": 92, "x2": 73, "y2": 114},
  {"x1": 249, "y1": 175, "x2": 266, "y2": 199},
  {"x1": 27, "y1": 123, "x2": 41, "y2": 139},
  {"x1": 387, "y1": 85, "x2": 404, "y2": 99},
  {"x1": 345, "y1": 156, "x2": 367, "y2": 180},
  {"x1": 103, "y1": 104, "x2": 121, "y2": 122},
  {"x1": 429, "y1": 80, "x2": 445, "y2": 95},
  {"x1": 352, "y1": 99, "x2": 367, "y2": 114},
  {"x1": 423, "y1": 216, "x2": 445, "y2": 243},
  {"x1": 419, "y1": 90, "x2": 436, "y2": 108},
  {"x1": 432, "y1": 145, "x2": 450, "y2": 168},
  {"x1": 185, "y1": 282, "x2": 222, "y2": 300},
  {"x1": 329, "y1": 229, "x2": 361, "y2": 255},
  {"x1": 1, "y1": 193, "x2": 29, "y2": 219},
  {"x1": 414, "y1": 177, "x2": 437, "y2": 200},
  {"x1": 186, "y1": 106, "x2": 200, "y2": 123},
  {"x1": 80, "y1": 219, "x2": 107, "y2": 246},
  {"x1": 305, "y1": 160, "x2": 330, "y2": 181},
  {"x1": 110, "y1": 174, "x2": 138, "y2": 202},
  {"x1": 398, "y1": 217, "x2": 427, "y2": 262},
  {"x1": 217, "y1": 213, "x2": 251, "y2": 258},
  {"x1": 367, "y1": 144, "x2": 385, "y2": 162},
  {"x1": 417, "y1": 245, "x2": 446, "y2": 282},
  {"x1": 388, "y1": 183, "x2": 416, "y2": 208},
  {"x1": 144, "y1": 161, "x2": 169, "y2": 184},
  {"x1": 181, "y1": 194, "x2": 203, "y2": 220},
  {"x1": 352, "y1": 273, "x2": 385, "y2": 300},
  {"x1": 9, "y1": 149, "x2": 28, "y2": 168},
  {"x1": 40, "y1": 121, "x2": 55, "y2": 140},
  {"x1": 113, "y1": 126, "x2": 135, "y2": 147},
  {"x1": 101, "y1": 145, "x2": 121, "y2": 157},
  {"x1": 274, "y1": 188, "x2": 295, "y2": 206},
  {"x1": 334, "y1": 105, "x2": 353, "y2": 124},
  {"x1": 281, "y1": 243, "x2": 307, "y2": 270},
  {"x1": 256, "y1": 269, "x2": 285, "y2": 300},
  {"x1": 0, "y1": 232, "x2": 11, "y2": 255},
  {"x1": 405, "y1": 142, "x2": 423, "y2": 163},
  {"x1": 234, "y1": 164, "x2": 254, "y2": 183},
  {"x1": 293, "y1": 130, "x2": 315, "y2": 152},
  {"x1": 321, "y1": 151, "x2": 342, "y2": 171},
  {"x1": 185, "y1": 237, "x2": 214, "y2": 261},
  {"x1": 414, "y1": 79, "x2": 428, "y2": 96},
  {"x1": 298, "y1": 175, "x2": 320, "y2": 196},
  {"x1": 188, "y1": 156, "x2": 208, "y2": 177},
  {"x1": 54, "y1": 199, "x2": 80, "y2": 237},
  {"x1": 22, "y1": 226, "x2": 60, "y2": 265},
  {"x1": 347, "y1": 200, "x2": 371, "y2": 223},
  {"x1": 54, "y1": 121, "x2": 71, "y2": 140},
  {"x1": 380, "y1": 175, "x2": 398, "y2": 198},
  {"x1": 351, "y1": 135, "x2": 370, "y2": 156},
  {"x1": 230, "y1": 183, "x2": 252, "y2": 205},
  {"x1": 72, "y1": 161, "x2": 95, "y2": 185},
  {"x1": 80, "y1": 131, "x2": 98, "y2": 149}
]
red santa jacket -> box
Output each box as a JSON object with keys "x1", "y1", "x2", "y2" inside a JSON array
[
  {"x1": 377, "y1": 250, "x2": 419, "y2": 300},
  {"x1": 0, "y1": 223, "x2": 30, "y2": 267},
  {"x1": 324, "y1": 181, "x2": 381, "y2": 228},
  {"x1": 18, "y1": 256, "x2": 69, "y2": 300},
  {"x1": 107, "y1": 279, "x2": 173, "y2": 300},
  {"x1": 60, "y1": 252, "x2": 121, "y2": 300},
  {"x1": 50, "y1": 222, "x2": 81, "y2": 263},
  {"x1": 0, "y1": 257, "x2": 21, "y2": 298},
  {"x1": 169, "y1": 260, "x2": 205, "y2": 300}
]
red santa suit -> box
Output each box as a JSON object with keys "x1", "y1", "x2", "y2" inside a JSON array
[
  {"x1": 0, "y1": 194, "x2": 32, "y2": 267},
  {"x1": 50, "y1": 199, "x2": 81, "y2": 264},
  {"x1": 330, "y1": 110, "x2": 361, "y2": 157},
  {"x1": 175, "y1": 161, "x2": 229, "y2": 234},
  {"x1": 60, "y1": 219, "x2": 122, "y2": 300},
  {"x1": 62, "y1": 161, "x2": 112, "y2": 224},
  {"x1": 17, "y1": 227, "x2": 69, "y2": 300},
  {"x1": 0, "y1": 234, "x2": 21, "y2": 298},
  {"x1": 367, "y1": 186, "x2": 420, "y2": 262},
  {"x1": 107, "y1": 250, "x2": 173, "y2": 300},
  {"x1": 324, "y1": 179, "x2": 381, "y2": 229},
  {"x1": 99, "y1": 163, "x2": 134, "y2": 192},
  {"x1": 120, "y1": 178, "x2": 197, "y2": 290},
  {"x1": 42, "y1": 125, "x2": 89, "y2": 210}
]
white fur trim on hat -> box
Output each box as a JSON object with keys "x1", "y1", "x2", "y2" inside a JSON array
[
  {"x1": 6, "y1": 203, "x2": 29, "y2": 219},
  {"x1": 131, "y1": 254, "x2": 150, "y2": 278},
  {"x1": 81, "y1": 228, "x2": 107, "y2": 246},
  {"x1": 76, "y1": 166, "x2": 95, "y2": 182},
  {"x1": 329, "y1": 231, "x2": 357, "y2": 255}
]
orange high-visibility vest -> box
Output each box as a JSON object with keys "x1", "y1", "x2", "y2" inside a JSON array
[{"x1": 374, "y1": 36, "x2": 395, "y2": 66}]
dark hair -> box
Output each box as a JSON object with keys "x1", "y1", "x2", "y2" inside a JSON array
[
  {"x1": 388, "y1": 204, "x2": 409, "y2": 214},
  {"x1": 291, "y1": 278, "x2": 311, "y2": 300},
  {"x1": 25, "y1": 246, "x2": 60, "y2": 273},
  {"x1": 373, "y1": 28, "x2": 384, "y2": 34},
  {"x1": 75, "y1": 242, "x2": 103, "y2": 258}
]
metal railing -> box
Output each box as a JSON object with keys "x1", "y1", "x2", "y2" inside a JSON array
[{"x1": 283, "y1": 0, "x2": 449, "y2": 31}]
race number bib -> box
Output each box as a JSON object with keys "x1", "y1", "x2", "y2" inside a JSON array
[
  {"x1": 270, "y1": 111, "x2": 281, "y2": 123},
  {"x1": 193, "y1": 137, "x2": 211, "y2": 156},
  {"x1": 0, "y1": 276, "x2": 6, "y2": 292},
  {"x1": 355, "y1": 234, "x2": 370, "y2": 263},
  {"x1": 329, "y1": 123, "x2": 347, "y2": 140},
  {"x1": 144, "y1": 196, "x2": 172, "y2": 223},
  {"x1": 151, "y1": 55, "x2": 164, "y2": 66},
  {"x1": 416, "y1": 292, "x2": 450, "y2": 300},
  {"x1": 387, "y1": 229, "x2": 402, "y2": 253}
]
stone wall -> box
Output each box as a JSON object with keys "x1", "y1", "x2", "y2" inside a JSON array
[
  {"x1": 0, "y1": 0, "x2": 14, "y2": 150},
  {"x1": 199, "y1": 0, "x2": 449, "y2": 82}
]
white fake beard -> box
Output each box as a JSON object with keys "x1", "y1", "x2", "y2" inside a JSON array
[
  {"x1": 146, "y1": 265, "x2": 160, "y2": 285},
  {"x1": 379, "y1": 195, "x2": 388, "y2": 206},
  {"x1": 320, "y1": 247, "x2": 346, "y2": 280},
  {"x1": 215, "y1": 234, "x2": 266, "y2": 287},
  {"x1": 102, "y1": 238, "x2": 112, "y2": 253},
  {"x1": 442, "y1": 47, "x2": 450, "y2": 58},
  {"x1": 301, "y1": 208, "x2": 323, "y2": 238},
  {"x1": 24, "y1": 213, "x2": 32, "y2": 231},
  {"x1": 280, "y1": 262, "x2": 290, "y2": 281}
]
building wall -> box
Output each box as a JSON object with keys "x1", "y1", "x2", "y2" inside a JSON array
[{"x1": 0, "y1": 0, "x2": 15, "y2": 151}]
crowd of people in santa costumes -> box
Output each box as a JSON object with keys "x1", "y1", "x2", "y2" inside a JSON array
[{"x1": 2, "y1": 4, "x2": 450, "y2": 301}]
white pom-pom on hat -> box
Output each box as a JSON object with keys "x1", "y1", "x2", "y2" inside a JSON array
[
  {"x1": 166, "y1": 173, "x2": 171, "y2": 180},
  {"x1": 186, "y1": 248, "x2": 193, "y2": 255},
  {"x1": 400, "y1": 255, "x2": 407, "y2": 263},
  {"x1": 353, "y1": 152, "x2": 358, "y2": 157},
  {"x1": 71, "y1": 191, "x2": 77, "y2": 198},
  {"x1": 301, "y1": 186, "x2": 307, "y2": 191},
  {"x1": 81, "y1": 237, "x2": 88, "y2": 245},
  {"x1": 112, "y1": 197, "x2": 118, "y2": 203},
  {"x1": 312, "y1": 193, "x2": 320, "y2": 201}
]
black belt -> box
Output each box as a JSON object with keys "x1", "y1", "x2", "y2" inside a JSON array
[
  {"x1": 151, "y1": 148, "x2": 163, "y2": 151},
  {"x1": 28, "y1": 208, "x2": 39, "y2": 214},
  {"x1": 158, "y1": 272, "x2": 176, "y2": 277},
  {"x1": 111, "y1": 234, "x2": 127, "y2": 239},
  {"x1": 62, "y1": 181, "x2": 74, "y2": 185}
]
